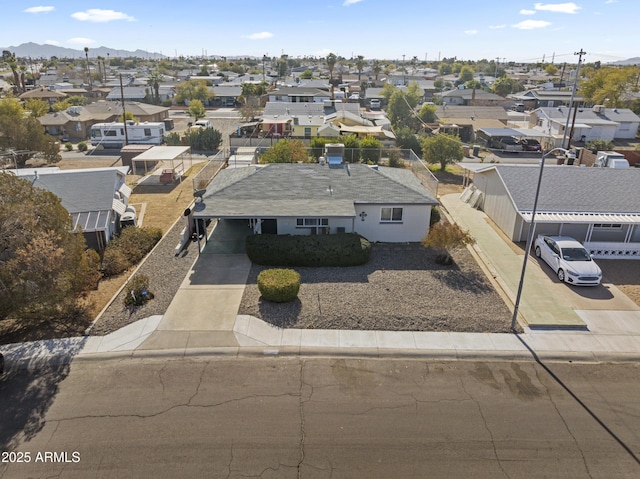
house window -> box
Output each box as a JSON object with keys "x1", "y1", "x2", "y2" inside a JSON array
[
  {"x1": 304, "y1": 127, "x2": 312, "y2": 138},
  {"x1": 296, "y1": 218, "x2": 328, "y2": 227},
  {"x1": 380, "y1": 207, "x2": 403, "y2": 223},
  {"x1": 296, "y1": 218, "x2": 329, "y2": 234},
  {"x1": 593, "y1": 224, "x2": 622, "y2": 229}
]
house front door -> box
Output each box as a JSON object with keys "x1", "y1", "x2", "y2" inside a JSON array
[{"x1": 262, "y1": 219, "x2": 277, "y2": 234}]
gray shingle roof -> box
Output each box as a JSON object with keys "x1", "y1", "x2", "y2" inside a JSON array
[
  {"x1": 195, "y1": 163, "x2": 437, "y2": 218},
  {"x1": 27, "y1": 170, "x2": 122, "y2": 214},
  {"x1": 494, "y1": 165, "x2": 640, "y2": 214}
]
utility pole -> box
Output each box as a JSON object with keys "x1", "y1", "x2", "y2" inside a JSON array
[
  {"x1": 119, "y1": 74, "x2": 129, "y2": 146},
  {"x1": 562, "y1": 48, "x2": 586, "y2": 150}
]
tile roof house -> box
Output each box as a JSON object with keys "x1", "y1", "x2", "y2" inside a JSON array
[
  {"x1": 193, "y1": 162, "x2": 437, "y2": 243},
  {"x1": 466, "y1": 164, "x2": 640, "y2": 258},
  {"x1": 20, "y1": 167, "x2": 132, "y2": 250}
]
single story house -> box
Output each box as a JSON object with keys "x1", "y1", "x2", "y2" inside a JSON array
[
  {"x1": 19, "y1": 167, "x2": 132, "y2": 251},
  {"x1": 509, "y1": 89, "x2": 584, "y2": 110},
  {"x1": 434, "y1": 88, "x2": 507, "y2": 107},
  {"x1": 267, "y1": 86, "x2": 331, "y2": 103},
  {"x1": 38, "y1": 102, "x2": 170, "y2": 141},
  {"x1": 193, "y1": 161, "x2": 437, "y2": 243},
  {"x1": 530, "y1": 105, "x2": 640, "y2": 144},
  {"x1": 435, "y1": 105, "x2": 510, "y2": 143},
  {"x1": 463, "y1": 164, "x2": 640, "y2": 259}
]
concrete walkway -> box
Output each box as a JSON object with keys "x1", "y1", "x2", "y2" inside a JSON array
[{"x1": 4, "y1": 193, "x2": 640, "y2": 371}]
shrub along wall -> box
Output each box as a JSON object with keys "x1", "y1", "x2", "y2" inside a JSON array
[{"x1": 246, "y1": 233, "x2": 371, "y2": 267}]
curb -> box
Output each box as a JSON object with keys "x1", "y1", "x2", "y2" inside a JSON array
[{"x1": 5, "y1": 345, "x2": 640, "y2": 374}]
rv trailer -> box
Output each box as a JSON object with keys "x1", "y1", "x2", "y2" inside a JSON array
[{"x1": 91, "y1": 121, "x2": 165, "y2": 148}]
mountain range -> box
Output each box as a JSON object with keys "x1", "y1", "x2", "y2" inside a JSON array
[{"x1": 1, "y1": 42, "x2": 164, "y2": 59}]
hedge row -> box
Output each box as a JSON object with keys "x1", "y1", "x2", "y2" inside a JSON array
[
  {"x1": 246, "y1": 233, "x2": 371, "y2": 267},
  {"x1": 102, "y1": 226, "x2": 163, "y2": 277}
]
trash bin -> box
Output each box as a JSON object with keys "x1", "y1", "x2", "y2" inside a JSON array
[
  {"x1": 473, "y1": 145, "x2": 480, "y2": 156},
  {"x1": 463, "y1": 146, "x2": 470, "y2": 157}
]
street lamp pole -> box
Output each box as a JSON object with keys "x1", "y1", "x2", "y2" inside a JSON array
[{"x1": 510, "y1": 147, "x2": 569, "y2": 331}]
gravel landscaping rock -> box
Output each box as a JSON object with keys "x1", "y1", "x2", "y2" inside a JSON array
[
  {"x1": 89, "y1": 221, "x2": 199, "y2": 335},
  {"x1": 239, "y1": 243, "x2": 515, "y2": 333}
]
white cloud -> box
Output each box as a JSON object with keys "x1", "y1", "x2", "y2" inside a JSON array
[
  {"x1": 464, "y1": 30, "x2": 478, "y2": 35},
  {"x1": 343, "y1": 0, "x2": 363, "y2": 5},
  {"x1": 24, "y1": 6, "x2": 54, "y2": 13},
  {"x1": 534, "y1": 2, "x2": 581, "y2": 14},
  {"x1": 246, "y1": 32, "x2": 273, "y2": 40},
  {"x1": 605, "y1": 0, "x2": 617, "y2": 3},
  {"x1": 489, "y1": 24, "x2": 506, "y2": 29},
  {"x1": 44, "y1": 40, "x2": 61, "y2": 46},
  {"x1": 512, "y1": 19, "x2": 552, "y2": 29},
  {"x1": 71, "y1": 9, "x2": 135, "y2": 22},
  {"x1": 520, "y1": 9, "x2": 536, "y2": 14},
  {"x1": 67, "y1": 37, "x2": 96, "y2": 45}
]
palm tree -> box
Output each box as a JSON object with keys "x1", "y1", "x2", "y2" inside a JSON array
[
  {"x1": 326, "y1": 53, "x2": 337, "y2": 83},
  {"x1": 372, "y1": 60, "x2": 382, "y2": 81},
  {"x1": 356, "y1": 55, "x2": 365, "y2": 81},
  {"x1": 84, "y1": 47, "x2": 91, "y2": 90},
  {"x1": 147, "y1": 71, "x2": 163, "y2": 104}
]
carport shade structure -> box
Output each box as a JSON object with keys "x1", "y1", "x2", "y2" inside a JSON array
[{"x1": 130, "y1": 145, "x2": 192, "y2": 177}]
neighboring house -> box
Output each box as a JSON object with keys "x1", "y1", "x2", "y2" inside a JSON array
[
  {"x1": 106, "y1": 86, "x2": 147, "y2": 101},
  {"x1": 193, "y1": 161, "x2": 437, "y2": 243},
  {"x1": 85, "y1": 101, "x2": 170, "y2": 123},
  {"x1": 435, "y1": 88, "x2": 507, "y2": 107},
  {"x1": 210, "y1": 85, "x2": 242, "y2": 107},
  {"x1": 267, "y1": 86, "x2": 331, "y2": 103},
  {"x1": 38, "y1": 102, "x2": 171, "y2": 140},
  {"x1": 530, "y1": 105, "x2": 640, "y2": 144},
  {"x1": 18, "y1": 167, "x2": 131, "y2": 251},
  {"x1": 19, "y1": 86, "x2": 67, "y2": 107},
  {"x1": 510, "y1": 89, "x2": 585, "y2": 110},
  {"x1": 464, "y1": 164, "x2": 640, "y2": 258},
  {"x1": 39, "y1": 106, "x2": 94, "y2": 141},
  {"x1": 435, "y1": 105, "x2": 510, "y2": 142}
]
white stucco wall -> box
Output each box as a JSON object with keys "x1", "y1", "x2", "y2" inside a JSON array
[
  {"x1": 276, "y1": 217, "x2": 354, "y2": 236},
  {"x1": 353, "y1": 204, "x2": 431, "y2": 243}
]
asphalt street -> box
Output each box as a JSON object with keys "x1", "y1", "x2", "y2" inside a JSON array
[{"x1": 1, "y1": 356, "x2": 640, "y2": 478}]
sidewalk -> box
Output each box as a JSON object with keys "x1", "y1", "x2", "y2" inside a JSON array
[{"x1": 3, "y1": 194, "x2": 640, "y2": 371}]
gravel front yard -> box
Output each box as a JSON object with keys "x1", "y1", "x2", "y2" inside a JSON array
[{"x1": 239, "y1": 243, "x2": 515, "y2": 333}]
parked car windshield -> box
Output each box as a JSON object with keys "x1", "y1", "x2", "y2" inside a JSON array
[{"x1": 561, "y1": 247, "x2": 592, "y2": 261}]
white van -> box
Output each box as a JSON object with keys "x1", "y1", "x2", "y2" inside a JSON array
[{"x1": 370, "y1": 99, "x2": 381, "y2": 110}]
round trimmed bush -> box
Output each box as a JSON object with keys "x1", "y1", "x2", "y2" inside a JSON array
[
  {"x1": 257, "y1": 269, "x2": 301, "y2": 303},
  {"x1": 77, "y1": 141, "x2": 88, "y2": 152},
  {"x1": 64, "y1": 142, "x2": 73, "y2": 151}
]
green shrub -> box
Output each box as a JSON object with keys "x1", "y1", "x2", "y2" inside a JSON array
[
  {"x1": 64, "y1": 142, "x2": 73, "y2": 151},
  {"x1": 101, "y1": 226, "x2": 163, "y2": 277},
  {"x1": 123, "y1": 274, "x2": 154, "y2": 307},
  {"x1": 164, "y1": 131, "x2": 182, "y2": 146},
  {"x1": 360, "y1": 136, "x2": 383, "y2": 164},
  {"x1": 77, "y1": 142, "x2": 88, "y2": 152},
  {"x1": 257, "y1": 269, "x2": 300, "y2": 303},
  {"x1": 387, "y1": 148, "x2": 405, "y2": 168},
  {"x1": 586, "y1": 138, "x2": 614, "y2": 153},
  {"x1": 101, "y1": 248, "x2": 129, "y2": 277},
  {"x1": 246, "y1": 233, "x2": 371, "y2": 267},
  {"x1": 430, "y1": 206, "x2": 441, "y2": 226}
]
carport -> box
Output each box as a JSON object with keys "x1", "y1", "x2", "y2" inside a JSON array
[
  {"x1": 477, "y1": 127, "x2": 553, "y2": 149},
  {"x1": 131, "y1": 145, "x2": 192, "y2": 177}
]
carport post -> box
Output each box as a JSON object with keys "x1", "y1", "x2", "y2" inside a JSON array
[{"x1": 511, "y1": 148, "x2": 568, "y2": 331}]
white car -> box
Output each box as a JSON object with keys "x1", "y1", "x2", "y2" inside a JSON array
[{"x1": 533, "y1": 235, "x2": 602, "y2": 286}]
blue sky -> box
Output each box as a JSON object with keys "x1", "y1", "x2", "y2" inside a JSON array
[{"x1": 2, "y1": 1, "x2": 637, "y2": 63}]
